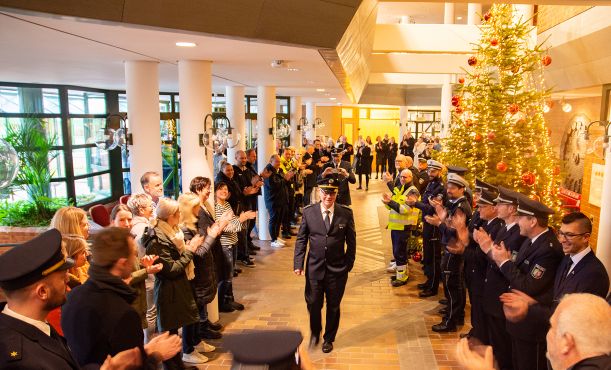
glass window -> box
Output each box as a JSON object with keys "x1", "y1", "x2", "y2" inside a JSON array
[
  {"x1": 118, "y1": 93, "x2": 128, "y2": 113},
  {"x1": 72, "y1": 147, "x2": 110, "y2": 176},
  {"x1": 159, "y1": 95, "x2": 172, "y2": 113},
  {"x1": 122, "y1": 171, "x2": 131, "y2": 195},
  {"x1": 68, "y1": 90, "x2": 106, "y2": 114},
  {"x1": 0, "y1": 86, "x2": 60, "y2": 114},
  {"x1": 74, "y1": 173, "x2": 111, "y2": 205},
  {"x1": 0, "y1": 117, "x2": 62, "y2": 146},
  {"x1": 360, "y1": 108, "x2": 368, "y2": 119},
  {"x1": 248, "y1": 97, "x2": 258, "y2": 114},
  {"x1": 70, "y1": 118, "x2": 107, "y2": 146},
  {"x1": 49, "y1": 150, "x2": 66, "y2": 178},
  {"x1": 342, "y1": 108, "x2": 353, "y2": 119},
  {"x1": 174, "y1": 95, "x2": 180, "y2": 112},
  {"x1": 50, "y1": 181, "x2": 68, "y2": 199}
]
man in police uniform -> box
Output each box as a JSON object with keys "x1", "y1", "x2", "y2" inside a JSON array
[
  {"x1": 294, "y1": 175, "x2": 356, "y2": 354},
  {"x1": 489, "y1": 194, "x2": 563, "y2": 370},
  {"x1": 319, "y1": 148, "x2": 356, "y2": 206},
  {"x1": 409, "y1": 159, "x2": 445, "y2": 297},
  {"x1": 425, "y1": 173, "x2": 472, "y2": 332}
]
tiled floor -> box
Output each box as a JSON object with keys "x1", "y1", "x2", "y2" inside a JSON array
[{"x1": 199, "y1": 179, "x2": 470, "y2": 369}]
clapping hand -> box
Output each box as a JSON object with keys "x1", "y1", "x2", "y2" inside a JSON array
[
  {"x1": 207, "y1": 223, "x2": 222, "y2": 238},
  {"x1": 244, "y1": 186, "x2": 258, "y2": 195},
  {"x1": 455, "y1": 338, "x2": 495, "y2": 370},
  {"x1": 100, "y1": 347, "x2": 142, "y2": 370},
  {"x1": 424, "y1": 214, "x2": 442, "y2": 227},
  {"x1": 500, "y1": 290, "x2": 536, "y2": 323},
  {"x1": 473, "y1": 228, "x2": 493, "y2": 253},
  {"x1": 140, "y1": 255, "x2": 159, "y2": 268},
  {"x1": 144, "y1": 332, "x2": 182, "y2": 361},
  {"x1": 383, "y1": 171, "x2": 393, "y2": 182},
  {"x1": 381, "y1": 193, "x2": 392, "y2": 204},
  {"x1": 239, "y1": 210, "x2": 257, "y2": 223},
  {"x1": 186, "y1": 234, "x2": 205, "y2": 253},
  {"x1": 338, "y1": 168, "x2": 349, "y2": 178},
  {"x1": 322, "y1": 167, "x2": 334, "y2": 177},
  {"x1": 490, "y1": 241, "x2": 512, "y2": 267}
]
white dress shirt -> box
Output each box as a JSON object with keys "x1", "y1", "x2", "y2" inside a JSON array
[
  {"x1": 320, "y1": 203, "x2": 335, "y2": 224},
  {"x1": 2, "y1": 305, "x2": 51, "y2": 336},
  {"x1": 568, "y1": 246, "x2": 592, "y2": 275}
]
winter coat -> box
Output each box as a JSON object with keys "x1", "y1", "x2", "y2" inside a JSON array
[
  {"x1": 142, "y1": 226, "x2": 199, "y2": 331},
  {"x1": 355, "y1": 145, "x2": 372, "y2": 175},
  {"x1": 183, "y1": 212, "x2": 218, "y2": 306}
]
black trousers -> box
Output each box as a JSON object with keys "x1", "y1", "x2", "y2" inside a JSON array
[
  {"x1": 467, "y1": 290, "x2": 488, "y2": 344},
  {"x1": 376, "y1": 162, "x2": 386, "y2": 177},
  {"x1": 305, "y1": 272, "x2": 348, "y2": 343},
  {"x1": 388, "y1": 155, "x2": 397, "y2": 176},
  {"x1": 512, "y1": 338, "x2": 547, "y2": 370},
  {"x1": 283, "y1": 188, "x2": 296, "y2": 230},
  {"x1": 441, "y1": 252, "x2": 464, "y2": 325},
  {"x1": 267, "y1": 202, "x2": 284, "y2": 241},
  {"x1": 358, "y1": 173, "x2": 369, "y2": 188},
  {"x1": 485, "y1": 314, "x2": 513, "y2": 370},
  {"x1": 246, "y1": 218, "x2": 256, "y2": 247},
  {"x1": 422, "y1": 233, "x2": 441, "y2": 293}
]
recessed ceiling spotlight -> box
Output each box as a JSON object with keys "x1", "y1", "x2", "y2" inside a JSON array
[
  {"x1": 456, "y1": 16, "x2": 463, "y2": 20},
  {"x1": 316, "y1": 88, "x2": 326, "y2": 92},
  {"x1": 329, "y1": 97, "x2": 337, "y2": 101},
  {"x1": 176, "y1": 42, "x2": 197, "y2": 47},
  {"x1": 324, "y1": 93, "x2": 331, "y2": 96},
  {"x1": 287, "y1": 67, "x2": 299, "y2": 72}
]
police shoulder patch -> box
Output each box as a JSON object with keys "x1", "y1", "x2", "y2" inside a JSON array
[{"x1": 531, "y1": 264, "x2": 546, "y2": 279}]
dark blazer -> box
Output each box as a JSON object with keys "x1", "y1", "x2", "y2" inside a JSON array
[
  {"x1": 183, "y1": 216, "x2": 218, "y2": 306},
  {"x1": 483, "y1": 223, "x2": 528, "y2": 318},
  {"x1": 500, "y1": 229, "x2": 563, "y2": 341},
  {"x1": 337, "y1": 142, "x2": 354, "y2": 162},
  {"x1": 571, "y1": 354, "x2": 611, "y2": 369},
  {"x1": 465, "y1": 216, "x2": 504, "y2": 296},
  {"x1": 264, "y1": 165, "x2": 288, "y2": 206},
  {"x1": 294, "y1": 202, "x2": 356, "y2": 280},
  {"x1": 319, "y1": 160, "x2": 357, "y2": 206},
  {"x1": 0, "y1": 304, "x2": 80, "y2": 369},
  {"x1": 355, "y1": 145, "x2": 372, "y2": 175}
]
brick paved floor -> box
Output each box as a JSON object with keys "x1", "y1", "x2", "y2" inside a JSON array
[{"x1": 197, "y1": 180, "x2": 470, "y2": 369}]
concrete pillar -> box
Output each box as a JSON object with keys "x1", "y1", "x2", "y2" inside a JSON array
[
  {"x1": 257, "y1": 86, "x2": 276, "y2": 241},
  {"x1": 290, "y1": 96, "x2": 302, "y2": 148},
  {"x1": 513, "y1": 4, "x2": 534, "y2": 25},
  {"x1": 596, "y1": 144, "x2": 611, "y2": 277},
  {"x1": 444, "y1": 3, "x2": 455, "y2": 25},
  {"x1": 467, "y1": 3, "x2": 482, "y2": 25},
  {"x1": 226, "y1": 86, "x2": 246, "y2": 165},
  {"x1": 125, "y1": 61, "x2": 162, "y2": 194},
  {"x1": 440, "y1": 75, "x2": 452, "y2": 138},
  {"x1": 177, "y1": 60, "x2": 213, "y2": 188},
  {"x1": 399, "y1": 106, "x2": 409, "y2": 139},
  {"x1": 305, "y1": 102, "x2": 316, "y2": 141}
]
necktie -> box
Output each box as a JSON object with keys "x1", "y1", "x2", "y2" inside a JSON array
[
  {"x1": 559, "y1": 257, "x2": 573, "y2": 285},
  {"x1": 324, "y1": 210, "x2": 331, "y2": 232}
]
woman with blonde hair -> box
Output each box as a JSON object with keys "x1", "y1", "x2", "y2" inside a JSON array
[
  {"x1": 50, "y1": 206, "x2": 90, "y2": 239},
  {"x1": 62, "y1": 234, "x2": 89, "y2": 287},
  {"x1": 142, "y1": 197, "x2": 210, "y2": 367}
]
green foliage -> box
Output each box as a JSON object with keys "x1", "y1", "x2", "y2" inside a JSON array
[
  {"x1": 2, "y1": 117, "x2": 67, "y2": 223},
  {"x1": 440, "y1": 4, "x2": 562, "y2": 214},
  {"x1": 0, "y1": 198, "x2": 69, "y2": 227}
]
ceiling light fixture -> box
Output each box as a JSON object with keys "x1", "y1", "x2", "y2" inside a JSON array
[
  {"x1": 176, "y1": 42, "x2": 197, "y2": 47},
  {"x1": 287, "y1": 67, "x2": 299, "y2": 72},
  {"x1": 316, "y1": 88, "x2": 326, "y2": 92},
  {"x1": 456, "y1": 16, "x2": 463, "y2": 20},
  {"x1": 561, "y1": 98, "x2": 572, "y2": 113},
  {"x1": 329, "y1": 97, "x2": 337, "y2": 101}
]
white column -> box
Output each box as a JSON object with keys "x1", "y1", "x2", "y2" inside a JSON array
[
  {"x1": 399, "y1": 106, "x2": 409, "y2": 139},
  {"x1": 290, "y1": 96, "x2": 302, "y2": 148},
  {"x1": 305, "y1": 102, "x2": 316, "y2": 141},
  {"x1": 257, "y1": 86, "x2": 276, "y2": 241},
  {"x1": 125, "y1": 61, "x2": 162, "y2": 194},
  {"x1": 177, "y1": 60, "x2": 213, "y2": 188},
  {"x1": 513, "y1": 4, "x2": 534, "y2": 25},
  {"x1": 226, "y1": 86, "x2": 246, "y2": 165},
  {"x1": 596, "y1": 144, "x2": 611, "y2": 277},
  {"x1": 467, "y1": 3, "x2": 482, "y2": 25},
  {"x1": 444, "y1": 3, "x2": 455, "y2": 25},
  {"x1": 440, "y1": 75, "x2": 452, "y2": 138}
]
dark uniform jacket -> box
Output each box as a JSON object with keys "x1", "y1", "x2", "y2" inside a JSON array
[
  {"x1": 294, "y1": 202, "x2": 356, "y2": 280},
  {"x1": 571, "y1": 354, "x2": 611, "y2": 369},
  {"x1": 197, "y1": 207, "x2": 225, "y2": 301},
  {"x1": 414, "y1": 176, "x2": 445, "y2": 239},
  {"x1": 0, "y1": 304, "x2": 80, "y2": 369},
  {"x1": 483, "y1": 223, "x2": 527, "y2": 318},
  {"x1": 264, "y1": 165, "x2": 288, "y2": 207},
  {"x1": 438, "y1": 196, "x2": 472, "y2": 247},
  {"x1": 319, "y1": 160, "x2": 356, "y2": 206},
  {"x1": 500, "y1": 229, "x2": 563, "y2": 341},
  {"x1": 465, "y1": 216, "x2": 504, "y2": 296},
  {"x1": 527, "y1": 250, "x2": 610, "y2": 324}
]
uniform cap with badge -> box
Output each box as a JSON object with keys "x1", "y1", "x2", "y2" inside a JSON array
[
  {"x1": 446, "y1": 173, "x2": 469, "y2": 188},
  {"x1": 0, "y1": 229, "x2": 73, "y2": 291},
  {"x1": 318, "y1": 174, "x2": 339, "y2": 193},
  {"x1": 475, "y1": 178, "x2": 497, "y2": 193},
  {"x1": 516, "y1": 194, "x2": 555, "y2": 218},
  {"x1": 446, "y1": 165, "x2": 469, "y2": 177},
  {"x1": 223, "y1": 330, "x2": 303, "y2": 369},
  {"x1": 427, "y1": 159, "x2": 443, "y2": 171},
  {"x1": 476, "y1": 189, "x2": 498, "y2": 206},
  {"x1": 494, "y1": 186, "x2": 521, "y2": 205}
]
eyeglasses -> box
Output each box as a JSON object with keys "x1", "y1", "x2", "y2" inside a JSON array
[{"x1": 556, "y1": 231, "x2": 589, "y2": 240}]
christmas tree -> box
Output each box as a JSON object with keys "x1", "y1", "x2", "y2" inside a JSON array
[{"x1": 440, "y1": 4, "x2": 561, "y2": 211}]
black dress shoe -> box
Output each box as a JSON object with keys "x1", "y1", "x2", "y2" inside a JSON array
[
  {"x1": 417, "y1": 283, "x2": 430, "y2": 290},
  {"x1": 207, "y1": 320, "x2": 223, "y2": 331},
  {"x1": 438, "y1": 308, "x2": 448, "y2": 315},
  {"x1": 309, "y1": 335, "x2": 320, "y2": 349},
  {"x1": 356, "y1": 186, "x2": 362, "y2": 190},
  {"x1": 321, "y1": 341, "x2": 333, "y2": 353},
  {"x1": 231, "y1": 301, "x2": 245, "y2": 311},
  {"x1": 219, "y1": 304, "x2": 235, "y2": 313},
  {"x1": 432, "y1": 322, "x2": 457, "y2": 332},
  {"x1": 419, "y1": 290, "x2": 437, "y2": 298},
  {"x1": 459, "y1": 332, "x2": 471, "y2": 339},
  {"x1": 250, "y1": 245, "x2": 261, "y2": 251},
  {"x1": 235, "y1": 267, "x2": 243, "y2": 273},
  {"x1": 200, "y1": 328, "x2": 222, "y2": 339},
  {"x1": 439, "y1": 298, "x2": 448, "y2": 305}
]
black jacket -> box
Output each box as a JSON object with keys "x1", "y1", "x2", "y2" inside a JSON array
[
  {"x1": 264, "y1": 164, "x2": 288, "y2": 206},
  {"x1": 571, "y1": 354, "x2": 611, "y2": 369},
  {"x1": 183, "y1": 215, "x2": 218, "y2": 306},
  {"x1": 294, "y1": 202, "x2": 356, "y2": 280},
  {"x1": 233, "y1": 164, "x2": 257, "y2": 212},
  {"x1": 355, "y1": 145, "x2": 372, "y2": 175},
  {"x1": 501, "y1": 229, "x2": 563, "y2": 341},
  {"x1": 215, "y1": 172, "x2": 243, "y2": 214},
  {"x1": 482, "y1": 223, "x2": 527, "y2": 318},
  {"x1": 61, "y1": 265, "x2": 144, "y2": 367},
  {"x1": 319, "y1": 160, "x2": 356, "y2": 206},
  {"x1": 438, "y1": 196, "x2": 472, "y2": 248},
  {"x1": 337, "y1": 142, "x2": 353, "y2": 162},
  {"x1": 0, "y1": 303, "x2": 80, "y2": 369},
  {"x1": 465, "y1": 216, "x2": 504, "y2": 296}
]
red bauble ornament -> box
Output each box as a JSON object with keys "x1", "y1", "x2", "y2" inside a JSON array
[
  {"x1": 542, "y1": 55, "x2": 552, "y2": 66},
  {"x1": 508, "y1": 103, "x2": 520, "y2": 114},
  {"x1": 468, "y1": 56, "x2": 478, "y2": 66},
  {"x1": 465, "y1": 119, "x2": 473, "y2": 127},
  {"x1": 412, "y1": 251, "x2": 422, "y2": 262},
  {"x1": 451, "y1": 95, "x2": 461, "y2": 107},
  {"x1": 487, "y1": 131, "x2": 496, "y2": 141},
  {"x1": 547, "y1": 127, "x2": 552, "y2": 137},
  {"x1": 474, "y1": 133, "x2": 483, "y2": 142},
  {"x1": 455, "y1": 106, "x2": 464, "y2": 114},
  {"x1": 483, "y1": 12, "x2": 492, "y2": 22},
  {"x1": 496, "y1": 161, "x2": 508, "y2": 172},
  {"x1": 458, "y1": 77, "x2": 465, "y2": 84},
  {"x1": 553, "y1": 166, "x2": 561, "y2": 176},
  {"x1": 521, "y1": 171, "x2": 536, "y2": 186},
  {"x1": 490, "y1": 38, "x2": 499, "y2": 47},
  {"x1": 511, "y1": 66, "x2": 520, "y2": 74}
]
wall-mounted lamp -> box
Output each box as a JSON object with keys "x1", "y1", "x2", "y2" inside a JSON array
[
  {"x1": 199, "y1": 114, "x2": 238, "y2": 157},
  {"x1": 93, "y1": 113, "x2": 132, "y2": 150},
  {"x1": 313, "y1": 118, "x2": 325, "y2": 129},
  {"x1": 584, "y1": 120, "x2": 611, "y2": 145},
  {"x1": 270, "y1": 116, "x2": 291, "y2": 138},
  {"x1": 298, "y1": 117, "x2": 308, "y2": 131},
  {"x1": 543, "y1": 100, "x2": 554, "y2": 113},
  {"x1": 561, "y1": 98, "x2": 572, "y2": 113}
]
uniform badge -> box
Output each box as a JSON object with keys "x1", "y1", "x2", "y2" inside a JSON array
[
  {"x1": 531, "y1": 264, "x2": 546, "y2": 279},
  {"x1": 511, "y1": 251, "x2": 518, "y2": 262},
  {"x1": 338, "y1": 224, "x2": 345, "y2": 229}
]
